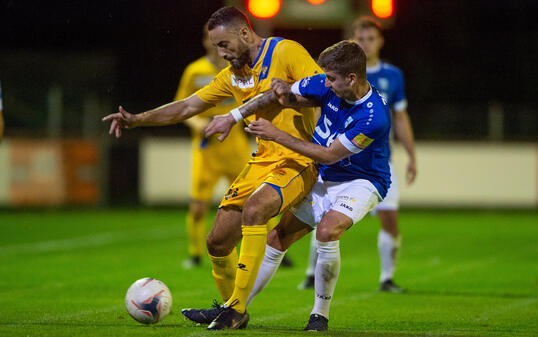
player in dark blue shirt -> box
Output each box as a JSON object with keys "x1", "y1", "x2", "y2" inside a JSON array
[
  {"x1": 204, "y1": 40, "x2": 391, "y2": 331},
  {"x1": 289, "y1": 72, "x2": 391, "y2": 197},
  {"x1": 298, "y1": 16, "x2": 418, "y2": 293}
]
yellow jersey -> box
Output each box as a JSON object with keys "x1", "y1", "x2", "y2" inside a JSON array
[
  {"x1": 195, "y1": 37, "x2": 322, "y2": 166},
  {"x1": 174, "y1": 56, "x2": 246, "y2": 148}
]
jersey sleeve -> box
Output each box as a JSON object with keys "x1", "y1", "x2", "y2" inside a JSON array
[
  {"x1": 195, "y1": 68, "x2": 233, "y2": 105},
  {"x1": 290, "y1": 74, "x2": 327, "y2": 104},
  {"x1": 392, "y1": 69, "x2": 407, "y2": 112},
  {"x1": 338, "y1": 110, "x2": 385, "y2": 154},
  {"x1": 275, "y1": 40, "x2": 322, "y2": 82}
]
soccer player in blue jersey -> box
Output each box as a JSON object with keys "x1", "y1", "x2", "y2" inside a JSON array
[
  {"x1": 298, "y1": 16, "x2": 417, "y2": 293},
  {"x1": 205, "y1": 40, "x2": 391, "y2": 331}
]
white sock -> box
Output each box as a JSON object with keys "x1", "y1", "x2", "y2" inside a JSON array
[
  {"x1": 378, "y1": 229, "x2": 401, "y2": 282},
  {"x1": 305, "y1": 229, "x2": 318, "y2": 277},
  {"x1": 246, "y1": 244, "x2": 286, "y2": 306},
  {"x1": 311, "y1": 240, "x2": 340, "y2": 319}
]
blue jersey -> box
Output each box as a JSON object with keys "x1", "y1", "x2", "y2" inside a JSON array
[
  {"x1": 291, "y1": 74, "x2": 391, "y2": 197},
  {"x1": 367, "y1": 62, "x2": 407, "y2": 112}
]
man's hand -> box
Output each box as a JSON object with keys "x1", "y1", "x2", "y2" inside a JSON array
[
  {"x1": 244, "y1": 118, "x2": 282, "y2": 141},
  {"x1": 205, "y1": 113, "x2": 236, "y2": 142},
  {"x1": 102, "y1": 106, "x2": 138, "y2": 138},
  {"x1": 270, "y1": 78, "x2": 293, "y2": 105},
  {"x1": 406, "y1": 159, "x2": 417, "y2": 184}
]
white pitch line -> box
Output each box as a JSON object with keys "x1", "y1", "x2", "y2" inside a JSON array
[
  {"x1": 0, "y1": 226, "x2": 180, "y2": 256},
  {"x1": 474, "y1": 297, "x2": 538, "y2": 322}
]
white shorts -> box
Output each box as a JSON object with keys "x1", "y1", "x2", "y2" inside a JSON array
[
  {"x1": 291, "y1": 176, "x2": 382, "y2": 228},
  {"x1": 373, "y1": 162, "x2": 399, "y2": 211}
]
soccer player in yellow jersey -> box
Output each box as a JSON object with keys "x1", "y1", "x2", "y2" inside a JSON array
[
  {"x1": 103, "y1": 6, "x2": 321, "y2": 329},
  {"x1": 175, "y1": 27, "x2": 250, "y2": 269}
]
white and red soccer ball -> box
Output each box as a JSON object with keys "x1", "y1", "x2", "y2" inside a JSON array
[{"x1": 125, "y1": 278, "x2": 172, "y2": 324}]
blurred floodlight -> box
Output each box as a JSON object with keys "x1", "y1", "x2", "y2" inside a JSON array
[
  {"x1": 371, "y1": 0, "x2": 393, "y2": 18},
  {"x1": 247, "y1": 0, "x2": 281, "y2": 19}
]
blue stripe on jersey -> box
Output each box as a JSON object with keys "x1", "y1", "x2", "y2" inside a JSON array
[
  {"x1": 259, "y1": 37, "x2": 284, "y2": 80},
  {"x1": 199, "y1": 137, "x2": 208, "y2": 149},
  {"x1": 251, "y1": 38, "x2": 268, "y2": 68},
  {"x1": 264, "y1": 183, "x2": 283, "y2": 216}
]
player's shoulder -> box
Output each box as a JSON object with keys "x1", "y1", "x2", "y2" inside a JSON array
[
  {"x1": 305, "y1": 73, "x2": 326, "y2": 83},
  {"x1": 297, "y1": 73, "x2": 328, "y2": 95},
  {"x1": 273, "y1": 38, "x2": 308, "y2": 54},
  {"x1": 350, "y1": 88, "x2": 388, "y2": 118},
  {"x1": 380, "y1": 61, "x2": 404, "y2": 77},
  {"x1": 185, "y1": 57, "x2": 214, "y2": 73},
  {"x1": 188, "y1": 56, "x2": 210, "y2": 68},
  {"x1": 275, "y1": 38, "x2": 303, "y2": 48}
]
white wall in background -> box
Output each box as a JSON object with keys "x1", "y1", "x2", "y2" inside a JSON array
[{"x1": 142, "y1": 139, "x2": 538, "y2": 208}]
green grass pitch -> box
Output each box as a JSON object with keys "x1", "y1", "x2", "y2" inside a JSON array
[{"x1": 0, "y1": 208, "x2": 536, "y2": 336}]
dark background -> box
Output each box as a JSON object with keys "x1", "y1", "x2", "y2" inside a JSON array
[{"x1": 1, "y1": 0, "x2": 537, "y2": 140}]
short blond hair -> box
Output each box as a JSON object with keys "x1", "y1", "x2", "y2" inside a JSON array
[{"x1": 318, "y1": 40, "x2": 366, "y2": 80}]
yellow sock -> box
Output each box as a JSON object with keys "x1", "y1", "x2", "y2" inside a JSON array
[
  {"x1": 226, "y1": 225, "x2": 267, "y2": 313},
  {"x1": 186, "y1": 212, "x2": 206, "y2": 257},
  {"x1": 209, "y1": 250, "x2": 238, "y2": 302},
  {"x1": 265, "y1": 215, "x2": 281, "y2": 231}
]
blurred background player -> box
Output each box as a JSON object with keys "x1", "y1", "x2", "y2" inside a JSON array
[
  {"x1": 298, "y1": 16, "x2": 417, "y2": 293},
  {"x1": 174, "y1": 26, "x2": 250, "y2": 269}
]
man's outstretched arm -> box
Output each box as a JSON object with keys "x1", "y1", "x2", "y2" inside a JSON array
[
  {"x1": 102, "y1": 94, "x2": 213, "y2": 138},
  {"x1": 205, "y1": 78, "x2": 316, "y2": 142}
]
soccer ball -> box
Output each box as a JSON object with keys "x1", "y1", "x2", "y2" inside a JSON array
[{"x1": 125, "y1": 277, "x2": 172, "y2": 324}]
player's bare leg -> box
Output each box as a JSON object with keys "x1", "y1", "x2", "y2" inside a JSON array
[
  {"x1": 266, "y1": 216, "x2": 294, "y2": 268},
  {"x1": 181, "y1": 206, "x2": 243, "y2": 324},
  {"x1": 377, "y1": 209, "x2": 403, "y2": 292},
  {"x1": 208, "y1": 184, "x2": 281, "y2": 330},
  {"x1": 247, "y1": 211, "x2": 312, "y2": 305},
  {"x1": 378, "y1": 209, "x2": 399, "y2": 237},
  {"x1": 298, "y1": 230, "x2": 317, "y2": 289},
  {"x1": 206, "y1": 206, "x2": 243, "y2": 301},
  {"x1": 183, "y1": 200, "x2": 209, "y2": 269}
]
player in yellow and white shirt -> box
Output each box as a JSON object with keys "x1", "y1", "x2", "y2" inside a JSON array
[
  {"x1": 103, "y1": 7, "x2": 321, "y2": 329},
  {"x1": 175, "y1": 28, "x2": 250, "y2": 269}
]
